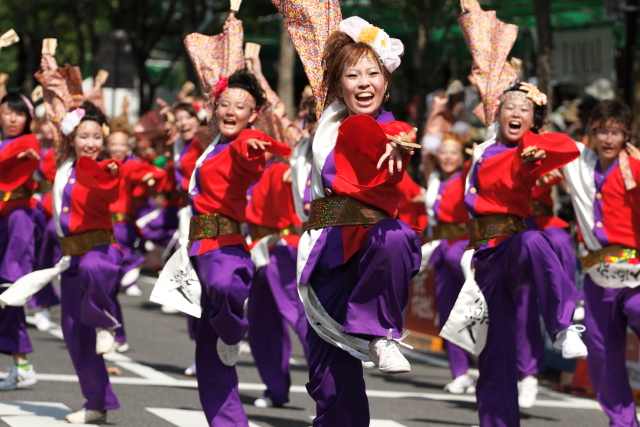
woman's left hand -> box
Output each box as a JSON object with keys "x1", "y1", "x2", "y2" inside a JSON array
[
  {"x1": 107, "y1": 161, "x2": 119, "y2": 175},
  {"x1": 521, "y1": 146, "x2": 546, "y2": 163},
  {"x1": 377, "y1": 132, "x2": 412, "y2": 175},
  {"x1": 247, "y1": 138, "x2": 271, "y2": 151},
  {"x1": 17, "y1": 148, "x2": 41, "y2": 161}
]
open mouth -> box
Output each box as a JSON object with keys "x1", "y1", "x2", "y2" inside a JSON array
[
  {"x1": 355, "y1": 92, "x2": 374, "y2": 107},
  {"x1": 507, "y1": 120, "x2": 522, "y2": 135},
  {"x1": 508, "y1": 121, "x2": 521, "y2": 131},
  {"x1": 222, "y1": 119, "x2": 237, "y2": 127}
]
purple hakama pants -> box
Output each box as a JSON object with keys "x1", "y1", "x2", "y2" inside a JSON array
[
  {"x1": 141, "y1": 206, "x2": 179, "y2": 246},
  {"x1": 514, "y1": 225, "x2": 577, "y2": 379},
  {"x1": 112, "y1": 221, "x2": 145, "y2": 343},
  {"x1": 583, "y1": 275, "x2": 640, "y2": 427},
  {"x1": 473, "y1": 230, "x2": 575, "y2": 427},
  {"x1": 247, "y1": 243, "x2": 309, "y2": 405},
  {"x1": 0, "y1": 205, "x2": 46, "y2": 354},
  {"x1": 430, "y1": 238, "x2": 474, "y2": 379},
  {"x1": 514, "y1": 284, "x2": 545, "y2": 379},
  {"x1": 60, "y1": 244, "x2": 122, "y2": 411},
  {"x1": 191, "y1": 245, "x2": 254, "y2": 427},
  {"x1": 307, "y1": 219, "x2": 422, "y2": 427},
  {"x1": 29, "y1": 218, "x2": 61, "y2": 308}
]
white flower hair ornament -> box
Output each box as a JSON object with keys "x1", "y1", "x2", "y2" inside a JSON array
[
  {"x1": 61, "y1": 108, "x2": 86, "y2": 136},
  {"x1": 339, "y1": 16, "x2": 404, "y2": 73}
]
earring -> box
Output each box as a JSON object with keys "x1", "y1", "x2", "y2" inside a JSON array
[{"x1": 383, "y1": 91, "x2": 390, "y2": 103}]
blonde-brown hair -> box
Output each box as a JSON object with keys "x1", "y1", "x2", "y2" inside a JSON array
[
  {"x1": 109, "y1": 116, "x2": 132, "y2": 136},
  {"x1": 322, "y1": 31, "x2": 391, "y2": 102}
]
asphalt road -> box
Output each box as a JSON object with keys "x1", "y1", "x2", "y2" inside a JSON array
[{"x1": 0, "y1": 275, "x2": 614, "y2": 427}]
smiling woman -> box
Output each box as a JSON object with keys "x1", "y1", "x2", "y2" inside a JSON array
[
  {"x1": 323, "y1": 31, "x2": 390, "y2": 118},
  {"x1": 455, "y1": 1, "x2": 588, "y2": 426},
  {"x1": 271, "y1": 2, "x2": 422, "y2": 425}
]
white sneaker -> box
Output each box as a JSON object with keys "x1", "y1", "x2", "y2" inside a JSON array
[
  {"x1": 443, "y1": 374, "x2": 476, "y2": 394},
  {"x1": 518, "y1": 376, "x2": 539, "y2": 408},
  {"x1": 254, "y1": 396, "x2": 274, "y2": 408},
  {"x1": 65, "y1": 408, "x2": 107, "y2": 424},
  {"x1": 184, "y1": 362, "x2": 196, "y2": 376},
  {"x1": 114, "y1": 342, "x2": 129, "y2": 353},
  {"x1": 95, "y1": 328, "x2": 116, "y2": 355},
  {"x1": 125, "y1": 284, "x2": 143, "y2": 297},
  {"x1": 160, "y1": 305, "x2": 179, "y2": 314},
  {"x1": 553, "y1": 325, "x2": 588, "y2": 359},
  {"x1": 368, "y1": 329, "x2": 413, "y2": 374},
  {"x1": 217, "y1": 338, "x2": 241, "y2": 367},
  {"x1": 362, "y1": 361, "x2": 376, "y2": 369},
  {"x1": 35, "y1": 308, "x2": 52, "y2": 332},
  {"x1": 0, "y1": 365, "x2": 37, "y2": 390}
]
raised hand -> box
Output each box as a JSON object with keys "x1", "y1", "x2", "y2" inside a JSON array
[
  {"x1": 17, "y1": 148, "x2": 41, "y2": 161},
  {"x1": 246, "y1": 138, "x2": 272, "y2": 151},
  {"x1": 521, "y1": 145, "x2": 547, "y2": 163},
  {"x1": 107, "y1": 161, "x2": 119, "y2": 175}
]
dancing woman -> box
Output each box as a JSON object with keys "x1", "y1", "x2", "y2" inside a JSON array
[
  {"x1": 34, "y1": 54, "x2": 123, "y2": 424},
  {"x1": 0, "y1": 91, "x2": 45, "y2": 391},
  {"x1": 423, "y1": 134, "x2": 475, "y2": 394},
  {"x1": 274, "y1": 1, "x2": 422, "y2": 425},
  {"x1": 176, "y1": 14, "x2": 291, "y2": 425},
  {"x1": 457, "y1": 1, "x2": 587, "y2": 425}
]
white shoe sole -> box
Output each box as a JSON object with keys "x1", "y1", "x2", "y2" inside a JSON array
[
  {"x1": 115, "y1": 343, "x2": 130, "y2": 353},
  {"x1": 35, "y1": 320, "x2": 51, "y2": 332},
  {"x1": 65, "y1": 415, "x2": 107, "y2": 424},
  {"x1": 378, "y1": 364, "x2": 411, "y2": 374},
  {"x1": 562, "y1": 349, "x2": 588, "y2": 359},
  {"x1": 519, "y1": 399, "x2": 536, "y2": 409},
  {"x1": 16, "y1": 377, "x2": 37, "y2": 388}
]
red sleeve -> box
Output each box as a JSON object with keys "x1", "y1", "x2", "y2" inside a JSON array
[
  {"x1": 518, "y1": 131, "x2": 579, "y2": 181},
  {"x1": 76, "y1": 157, "x2": 121, "y2": 202},
  {"x1": 126, "y1": 160, "x2": 168, "y2": 191},
  {"x1": 0, "y1": 135, "x2": 41, "y2": 191},
  {"x1": 232, "y1": 128, "x2": 291, "y2": 164},
  {"x1": 338, "y1": 116, "x2": 414, "y2": 162},
  {"x1": 39, "y1": 148, "x2": 57, "y2": 181},
  {"x1": 335, "y1": 116, "x2": 411, "y2": 188},
  {"x1": 234, "y1": 129, "x2": 291, "y2": 160}
]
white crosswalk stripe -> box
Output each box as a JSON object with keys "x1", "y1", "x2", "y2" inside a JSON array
[
  {"x1": 20, "y1": 318, "x2": 609, "y2": 415},
  {"x1": 147, "y1": 407, "x2": 263, "y2": 427},
  {"x1": 369, "y1": 421, "x2": 409, "y2": 427},
  {"x1": 0, "y1": 401, "x2": 97, "y2": 427}
]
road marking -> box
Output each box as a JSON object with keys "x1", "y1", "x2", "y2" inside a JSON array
[
  {"x1": 146, "y1": 408, "x2": 262, "y2": 427},
  {"x1": 0, "y1": 401, "x2": 94, "y2": 427},
  {"x1": 370, "y1": 422, "x2": 409, "y2": 427},
  {"x1": 29, "y1": 314, "x2": 605, "y2": 412},
  {"x1": 308, "y1": 415, "x2": 407, "y2": 426},
  {"x1": 32, "y1": 319, "x2": 180, "y2": 383},
  {"x1": 103, "y1": 352, "x2": 178, "y2": 383}
]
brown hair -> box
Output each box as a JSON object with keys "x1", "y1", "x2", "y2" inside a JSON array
[
  {"x1": 589, "y1": 99, "x2": 632, "y2": 131},
  {"x1": 322, "y1": 31, "x2": 391, "y2": 102},
  {"x1": 109, "y1": 116, "x2": 132, "y2": 136},
  {"x1": 441, "y1": 132, "x2": 467, "y2": 146}
]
